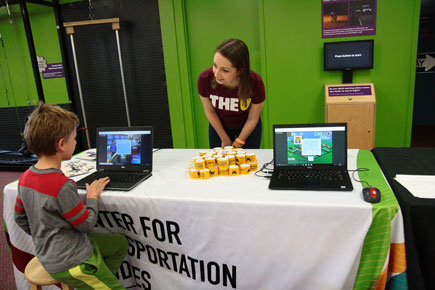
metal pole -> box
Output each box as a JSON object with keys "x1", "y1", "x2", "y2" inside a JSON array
[
  {"x1": 69, "y1": 34, "x2": 91, "y2": 148},
  {"x1": 53, "y1": 1, "x2": 75, "y2": 106},
  {"x1": 114, "y1": 29, "x2": 131, "y2": 127}
]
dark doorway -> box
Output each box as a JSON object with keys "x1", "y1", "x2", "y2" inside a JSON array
[{"x1": 412, "y1": 0, "x2": 435, "y2": 147}]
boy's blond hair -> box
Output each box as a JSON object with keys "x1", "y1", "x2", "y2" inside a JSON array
[{"x1": 24, "y1": 103, "x2": 79, "y2": 156}]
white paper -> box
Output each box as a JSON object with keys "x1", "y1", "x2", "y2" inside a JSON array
[
  {"x1": 74, "y1": 149, "x2": 97, "y2": 161},
  {"x1": 394, "y1": 174, "x2": 435, "y2": 198}
]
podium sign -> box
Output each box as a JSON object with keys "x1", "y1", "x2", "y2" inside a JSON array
[{"x1": 325, "y1": 83, "x2": 376, "y2": 150}]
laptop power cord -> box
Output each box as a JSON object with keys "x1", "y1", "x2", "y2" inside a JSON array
[
  {"x1": 255, "y1": 159, "x2": 274, "y2": 178},
  {"x1": 349, "y1": 168, "x2": 370, "y2": 187}
]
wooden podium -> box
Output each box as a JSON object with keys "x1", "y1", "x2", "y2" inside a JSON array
[{"x1": 325, "y1": 83, "x2": 376, "y2": 150}]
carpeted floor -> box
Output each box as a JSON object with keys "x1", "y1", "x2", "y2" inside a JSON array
[{"x1": 1, "y1": 171, "x2": 22, "y2": 290}]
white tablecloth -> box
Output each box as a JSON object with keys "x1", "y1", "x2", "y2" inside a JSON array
[{"x1": 3, "y1": 149, "x2": 401, "y2": 290}]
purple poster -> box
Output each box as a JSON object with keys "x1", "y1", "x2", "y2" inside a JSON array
[
  {"x1": 42, "y1": 63, "x2": 65, "y2": 79},
  {"x1": 322, "y1": 0, "x2": 377, "y2": 38},
  {"x1": 328, "y1": 85, "x2": 372, "y2": 96}
]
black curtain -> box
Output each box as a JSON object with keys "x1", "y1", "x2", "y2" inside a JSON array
[{"x1": 59, "y1": 0, "x2": 172, "y2": 150}]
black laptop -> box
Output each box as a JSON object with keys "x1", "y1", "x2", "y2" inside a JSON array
[
  {"x1": 76, "y1": 126, "x2": 153, "y2": 191},
  {"x1": 269, "y1": 123, "x2": 353, "y2": 191}
]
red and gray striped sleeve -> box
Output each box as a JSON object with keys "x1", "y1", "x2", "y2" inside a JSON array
[
  {"x1": 57, "y1": 180, "x2": 98, "y2": 232},
  {"x1": 14, "y1": 195, "x2": 31, "y2": 235},
  {"x1": 14, "y1": 196, "x2": 26, "y2": 214}
]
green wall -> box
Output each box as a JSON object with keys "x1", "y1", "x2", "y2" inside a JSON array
[
  {"x1": 0, "y1": 1, "x2": 421, "y2": 148},
  {"x1": 159, "y1": 0, "x2": 421, "y2": 148},
  {"x1": 0, "y1": 2, "x2": 69, "y2": 107}
]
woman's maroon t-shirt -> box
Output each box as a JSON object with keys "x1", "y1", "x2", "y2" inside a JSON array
[{"x1": 197, "y1": 67, "x2": 266, "y2": 129}]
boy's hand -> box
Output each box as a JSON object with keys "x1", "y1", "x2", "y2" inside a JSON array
[{"x1": 86, "y1": 177, "x2": 110, "y2": 199}]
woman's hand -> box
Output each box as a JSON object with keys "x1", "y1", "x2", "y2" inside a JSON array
[
  {"x1": 200, "y1": 96, "x2": 232, "y2": 148},
  {"x1": 221, "y1": 137, "x2": 233, "y2": 147},
  {"x1": 232, "y1": 140, "x2": 244, "y2": 148}
]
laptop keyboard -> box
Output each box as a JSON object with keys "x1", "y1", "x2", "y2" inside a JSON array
[
  {"x1": 79, "y1": 171, "x2": 148, "y2": 185},
  {"x1": 278, "y1": 169, "x2": 345, "y2": 182}
]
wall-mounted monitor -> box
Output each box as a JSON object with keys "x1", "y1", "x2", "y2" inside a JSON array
[{"x1": 324, "y1": 39, "x2": 374, "y2": 83}]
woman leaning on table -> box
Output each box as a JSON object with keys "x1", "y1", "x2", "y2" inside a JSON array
[{"x1": 197, "y1": 38, "x2": 266, "y2": 149}]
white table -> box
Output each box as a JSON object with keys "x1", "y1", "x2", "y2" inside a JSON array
[{"x1": 3, "y1": 149, "x2": 406, "y2": 290}]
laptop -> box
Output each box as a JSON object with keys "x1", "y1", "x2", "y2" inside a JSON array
[
  {"x1": 269, "y1": 123, "x2": 353, "y2": 191},
  {"x1": 76, "y1": 126, "x2": 153, "y2": 191}
]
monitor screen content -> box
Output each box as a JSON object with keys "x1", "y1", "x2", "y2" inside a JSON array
[
  {"x1": 97, "y1": 130, "x2": 152, "y2": 166},
  {"x1": 324, "y1": 39, "x2": 374, "y2": 71},
  {"x1": 274, "y1": 126, "x2": 346, "y2": 167}
]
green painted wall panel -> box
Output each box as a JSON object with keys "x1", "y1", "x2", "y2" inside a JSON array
[
  {"x1": 158, "y1": 0, "x2": 197, "y2": 148},
  {"x1": 160, "y1": 0, "x2": 420, "y2": 148},
  {"x1": 264, "y1": 0, "x2": 419, "y2": 147},
  {"x1": 0, "y1": 3, "x2": 69, "y2": 108},
  {"x1": 263, "y1": 1, "x2": 326, "y2": 130},
  {"x1": 184, "y1": 0, "x2": 262, "y2": 149},
  {"x1": 28, "y1": 3, "x2": 69, "y2": 105},
  {"x1": 0, "y1": 5, "x2": 39, "y2": 107}
]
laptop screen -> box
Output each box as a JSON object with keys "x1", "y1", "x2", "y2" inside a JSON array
[
  {"x1": 96, "y1": 127, "x2": 153, "y2": 171},
  {"x1": 273, "y1": 123, "x2": 347, "y2": 168}
]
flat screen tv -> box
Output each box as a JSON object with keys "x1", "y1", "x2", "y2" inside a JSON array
[{"x1": 324, "y1": 39, "x2": 374, "y2": 83}]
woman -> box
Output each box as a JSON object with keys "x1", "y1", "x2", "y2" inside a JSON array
[{"x1": 197, "y1": 38, "x2": 266, "y2": 149}]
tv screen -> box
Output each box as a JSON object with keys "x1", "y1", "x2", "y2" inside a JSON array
[{"x1": 324, "y1": 40, "x2": 374, "y2": 71}]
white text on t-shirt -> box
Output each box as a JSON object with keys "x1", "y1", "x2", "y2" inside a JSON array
[{"x1": 210, "y1": 94, "x2": 239, "y2": 112}]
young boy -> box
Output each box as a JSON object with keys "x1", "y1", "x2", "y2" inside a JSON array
[{"x1": 14, "y1": 103, "x2": 128, "y2": 289}]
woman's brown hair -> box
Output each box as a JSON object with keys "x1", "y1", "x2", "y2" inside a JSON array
[{"x1": 212, "y1": 38, "x2": 251, "y2": 105}]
